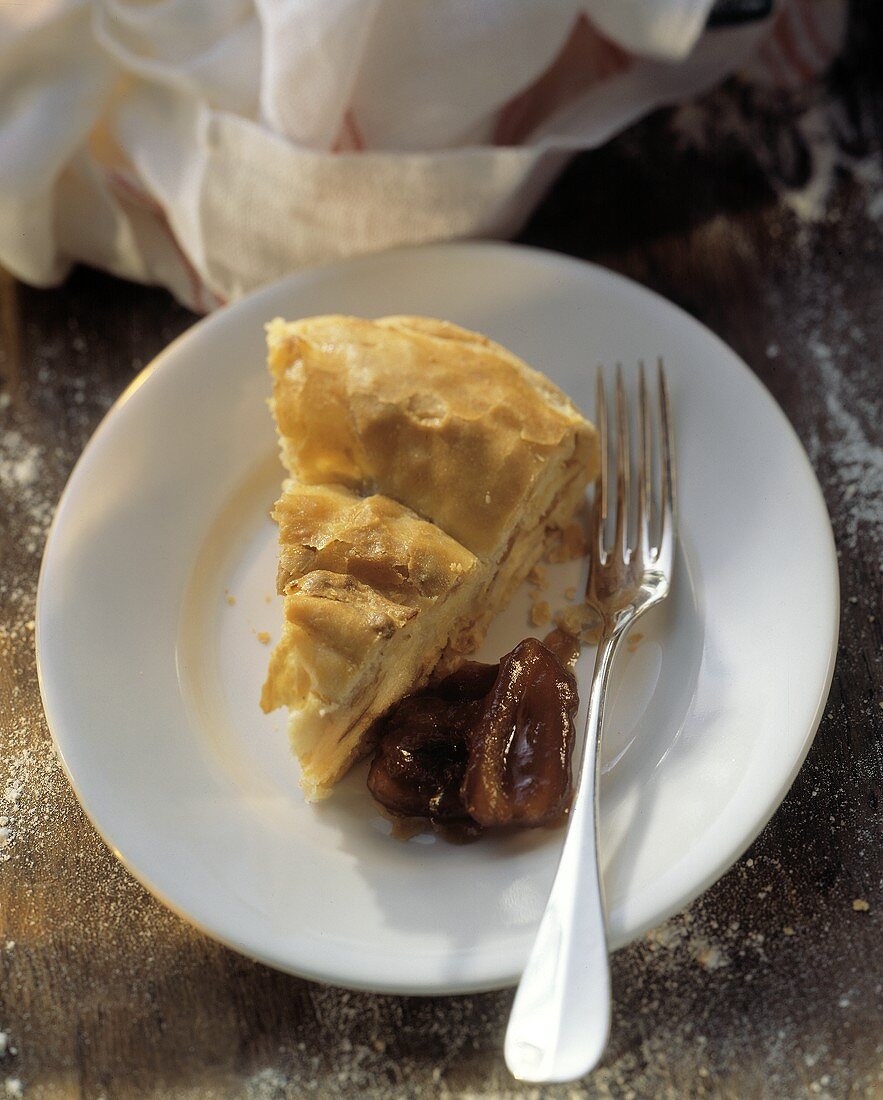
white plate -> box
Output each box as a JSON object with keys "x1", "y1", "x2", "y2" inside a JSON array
[{"x1": 37, "y1": 243, "x2": 838, "y2": 994}]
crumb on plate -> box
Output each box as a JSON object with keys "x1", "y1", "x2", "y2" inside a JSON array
[
  {"x1": 554, "y1": 602, "x2": 601, "y2": 640},
  {"x1": 527, "y1": 565, "x2": 547, "y2": 589},
  {"x1": 530, "y1": 600, "x2": 552, "y2": 627},
  {"x1": 546, "y1": 522, "x2": 588, "y2": 564}
]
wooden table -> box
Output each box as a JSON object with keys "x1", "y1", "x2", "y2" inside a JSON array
[{"x1": 1, "y1": 24, "x2": 881, "y2": 1100}]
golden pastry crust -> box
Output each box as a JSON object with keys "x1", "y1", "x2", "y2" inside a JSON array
[
  {"x1": 272, "y1": 481, "x2": 475, "y2": 600},
  {"x1": 261, "y1": 571, "x2": 417, "y2": 715},
  {"x1": 267, "y1": 315, "x2": 598, "y2": 557},
  {"x1": 260, "y1": 479, "x2": 485, "y2": 797},
  {"x1": 262, "y1": 315, "x2": 599, "y2": 799}
]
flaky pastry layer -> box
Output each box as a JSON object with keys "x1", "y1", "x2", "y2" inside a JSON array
[{"x1": 261, "y1": 315, "x2": 599, "y2": 799}]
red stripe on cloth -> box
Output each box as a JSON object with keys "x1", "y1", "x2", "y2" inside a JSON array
[
  {"x1": 105, "y1": 168, "x2": 207, "y2": 313},
  {"x1": 774, "y1": 6, "x2": 817, "y2": 83},
  {"x1": 105, "y1": 168, "x2": 164, "y2": 216},
  {"x1": 493, "y1": 14, "x2": 631, "y2": 146},
  {"x1": 156, "y1": 220, "x2": 206, "y2": 313},
  {"x1": 333, "y1": 109, "x2": 366, "y2": 153},
  {"x1": 345, "y1": 109, "x2": 365, "y2": 151},
  {"x1": 795, "y1": 0, "x2": 838, "y2": 64},
  {"x1": 758, "y1": 38, "x2": 791, "y2": 86}
]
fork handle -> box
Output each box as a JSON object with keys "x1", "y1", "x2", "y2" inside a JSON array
[{"x1": 504, "y1": 622, "x2": 626, "y2": 1083}]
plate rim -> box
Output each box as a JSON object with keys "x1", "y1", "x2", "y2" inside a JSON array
[{"x1": 35, "y1": 240, "x2": 840, "y2": 994}]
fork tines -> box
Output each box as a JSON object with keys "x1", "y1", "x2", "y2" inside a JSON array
[{"x1": 592, "y1": 361, "x2": 675, "y2": 570}]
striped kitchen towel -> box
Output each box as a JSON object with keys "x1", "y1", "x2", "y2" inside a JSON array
[{"x1": 0, "y1": 0, "x2": 845, "y2": 312}]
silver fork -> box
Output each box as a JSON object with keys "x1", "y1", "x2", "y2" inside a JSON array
[{"x1": 505, "y1": 362, "x2": 676, "y2": 1083}]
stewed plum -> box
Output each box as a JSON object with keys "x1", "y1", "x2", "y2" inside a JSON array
[{"x1": 367, "y1": 639, "x2": 578, "y2": 835}]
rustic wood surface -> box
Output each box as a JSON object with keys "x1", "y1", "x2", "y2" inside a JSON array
[{"x1": 1, "y1": 11, "x2": 881, "y2": 1100}]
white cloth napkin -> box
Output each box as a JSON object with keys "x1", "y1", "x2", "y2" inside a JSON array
[{"x1": 0, "y1": 0, "x2": 844, "y2": 311}]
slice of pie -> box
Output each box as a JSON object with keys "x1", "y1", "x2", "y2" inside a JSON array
[{"x1": 261, "y1": 315, "x2": 599, "y2": 800}]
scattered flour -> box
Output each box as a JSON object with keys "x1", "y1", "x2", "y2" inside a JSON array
[
  {"x1": 0, "y1": 444, "x2": 38, "y2": 492},
  {"x1": 781, "y1": 104, "x2": 839, "y2": 223},
  {"x1": 0, "y1": 748, "x2": 60, "y2": 865},
  {"x1": 796, "y1": 324, "x2": 883, "y2": 554},
  {"x1": 247, "y1": 1068, "x2": 290, "y2": 1098},
  {"x1": 670, "y1": 80, "x2": 883, "y2": 232},
  {"x1": 0, "y1": 429, "x2": 55, "y2": 560}
]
